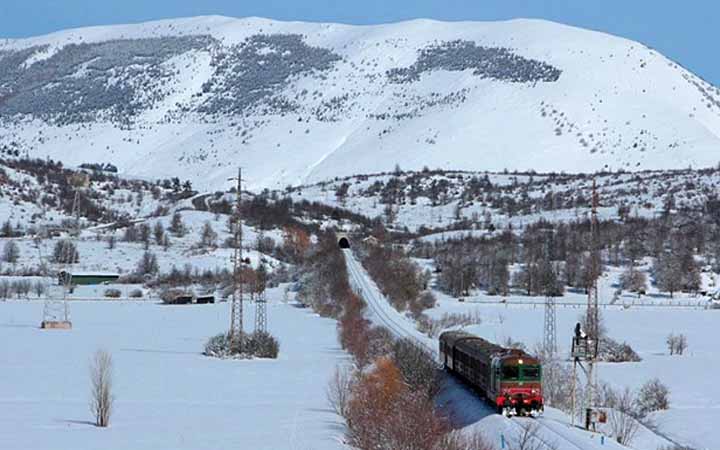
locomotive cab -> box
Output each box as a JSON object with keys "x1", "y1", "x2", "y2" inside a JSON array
[
  {"x1": 493, "y1": 352, "x2": 544, "y2": 416},
  {"x1": 439, "y1": 331, "x2": 544, "y2": 417}
]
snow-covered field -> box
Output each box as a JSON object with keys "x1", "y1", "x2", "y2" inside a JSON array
[
  {"x1": 0, "y1": 287, "x2": 348, "y2": 450},
  {"x1": 344, "y1": 248, "x2": 678, "y2": 450},
  {"x1": 428, "y1": 290, "x2": 716, "y2": 449}
]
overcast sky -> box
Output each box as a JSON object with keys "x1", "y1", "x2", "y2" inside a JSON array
[{"x1": 2, "y1": 0, "x2": 718, "y2": 85}]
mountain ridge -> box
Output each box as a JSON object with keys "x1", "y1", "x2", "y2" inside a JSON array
[{"x1": 1, "y1": 16, "x2": 719, "y2": 191}]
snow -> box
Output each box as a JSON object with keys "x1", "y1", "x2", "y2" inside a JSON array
[
  {"x1": 343, "y1": 248, "x2": 677, "y2": 450},
  {"x1": 2, "y1": 16, "x2": 720, "y2": 191},
  {"x1": 344, "y1": 249, "x2": 436, "y2": 355},
  {"x1": 0, "y1": 287, "x2": 349, "y2": 450}
]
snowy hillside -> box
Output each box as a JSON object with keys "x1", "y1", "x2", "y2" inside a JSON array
[
  {"x1": 2, "y1": 16, "x2": 720, "y2": 191},
  {"x1": 292, "y1": 168, "x2": 720, "y2": 233}
]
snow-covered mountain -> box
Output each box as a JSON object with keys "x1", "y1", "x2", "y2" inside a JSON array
[{"x1": 2, "y1": 15, "x2": 720, "y2": 191}]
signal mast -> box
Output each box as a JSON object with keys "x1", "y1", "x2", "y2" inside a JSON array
[{"x1": 571, "y1": 179, "x2": 602, "y2": 429}]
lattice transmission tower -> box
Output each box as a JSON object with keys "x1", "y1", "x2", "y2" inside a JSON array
[
  {"x1": 41, "y1": 174, "x2": 87, "y2": 329},
  {"x1": 542, "y1": 230, "x2": 558, "y2": 358},
  {"x1": 229, "y1": 168, "x2": 246, "y2": 353},
  {"x1": 254, "y1": 261, "x2": 268, "y2": 334}
]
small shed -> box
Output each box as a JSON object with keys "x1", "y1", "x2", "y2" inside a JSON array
[{"x1": 58, "y1": 271, "x2": 120, "y2": 286}]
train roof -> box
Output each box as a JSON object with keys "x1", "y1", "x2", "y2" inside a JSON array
[{"x1": 440, "y1": 330, "x2": 538, "y2": 363}]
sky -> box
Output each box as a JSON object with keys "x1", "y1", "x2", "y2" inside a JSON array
[{"x1": 1, "y1": 0, "x2": 718, "y2": 85}]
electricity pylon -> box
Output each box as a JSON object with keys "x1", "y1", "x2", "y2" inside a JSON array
[
  {"x1": 229, "y1": 168, "x2": 245, "y2": 353},
  {"x1": 41, "y1": 174, "x2": 87, "y2": 329},
  {"x1": 542, "y1": 230, "x2": 558, "y2": 358},
  {"x1": 254, "y1": 259, "x2": 268, "y2": 334}
]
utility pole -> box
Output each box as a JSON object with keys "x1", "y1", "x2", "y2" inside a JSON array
[
  {"x1": 585, "y1": 179, "x2": 601, "y2": 428},
  {"x1": 229, "y1": 168, "x2": 245, "y2": 353}
]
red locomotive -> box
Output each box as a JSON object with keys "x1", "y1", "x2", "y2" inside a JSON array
[{"x1": 439, "y1": 331, "x2": 543, "y2": 416}]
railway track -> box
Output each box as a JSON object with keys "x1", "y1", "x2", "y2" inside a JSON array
[
  {"x1": 343, "y1": 249, "x2": 437, "y2": 358},
  {"x1": 343, "y1": 249, "x2": 639, "y2": 450}
]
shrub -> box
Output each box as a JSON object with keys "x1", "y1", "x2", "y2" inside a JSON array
[
  {"x1": 204, "y1": 331, "x2": 279, "y2": 359},
  {"x1": 128, "y1": 289, "x2": 143, "y2": 298},
  {"x1": 391, "y1": 338, "x2": 442, "y2": 398},
  {"x1": 345, "y1": 357, "x2": 448, "y2": 450},
  {"x1": 327, "y1": 365, "x2": 357, "y2": 418},
  {"x1": 204, "y1": 332, "x2": 236, "y2": 357},
  {"x1": 246, "y1": 331, "x2": 280, "y2": 359},
  {"x1": 600, "y1": 337, "x2": 642, "y2": 362},
  {"x1": 417, "y1": 311, "x2": 482, "y2": 337},
  {"x1": 104, "y1": 288, "x2": 122, "y2": 298},
  {"x1": 636, "y1": 378, "x2": 670, "y2": 417},
  {"x1": 159, "y1": 288, "x2": 190, "y2": 304}
]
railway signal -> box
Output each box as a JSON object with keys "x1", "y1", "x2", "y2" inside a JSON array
[{"x1": 571, "y1": 179, "x2": 602, "y2": 429}]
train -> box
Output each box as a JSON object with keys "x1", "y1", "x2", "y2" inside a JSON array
[{"x1": 439, "y1": 331, "x2": 544, "y2": 416}]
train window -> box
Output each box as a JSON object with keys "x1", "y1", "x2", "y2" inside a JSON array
[
  {"x1": 502, "y1": 365, "x2": 519, "y2": 380},
  {"x1": 521, "y1": 366, "x2": 541, "y2": 380}
]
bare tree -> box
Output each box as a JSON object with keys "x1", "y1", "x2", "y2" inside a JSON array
[
  {"x1": 199, "y1": 221, "x2": 218, "y2": 248},
  {"x1": 607, "y1": 387, "x2": 640, "y2": 446},
  {"x1": 666, "y1": 333, "x2": 688, "y2": 356},
  {"x1": 89, "y1": 349, "x2": 114, "y2": 427},
  {"x1": 2, "y1": 241, "x2": 20, "y2": 263},
  {"x1": 439, "y1": 430, "x2": 493, "y2": 450},
  {"x1": 33, "y1": 280, "x2": 46, "y2": 298},
  {"x1": 675, "y1": 334, "x2": 688, "y2": 355},
  {"x1": 326, "y1": 365, "x2": 356, "y2": 418},
  {"x1": 508, "y1": 422, "x2": 556, "y2": 450}
]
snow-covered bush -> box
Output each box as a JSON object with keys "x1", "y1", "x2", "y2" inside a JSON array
[
  {"x1": 600, "y1": 337, "x2": 642, "y2": 363},
  {"x1": 245, "y1": 331, "x2": 280, "y2": 359},
  {"x1": 636, "y1": 378, "x2": 670, "y2": 417},
  {"x1": 159, "y1": 288, "x2": 190, "y2": 304},
  {"x1": 203, "y1": 332, "x2": 237, "y2": 357},
  {"x1": 104, "y1": 288, "x2": 122, "y2": 298},
  {"x1": 128, "y1": 289, "x2": 143, "y2": 298},
  {"x1": 204, "y1": 331, "x2": 279, "y2": 359}
]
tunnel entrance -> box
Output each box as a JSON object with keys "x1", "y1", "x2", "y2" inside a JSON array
[{"x1": 338, "y1": 237, "x2": 350, "y2": 249}]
